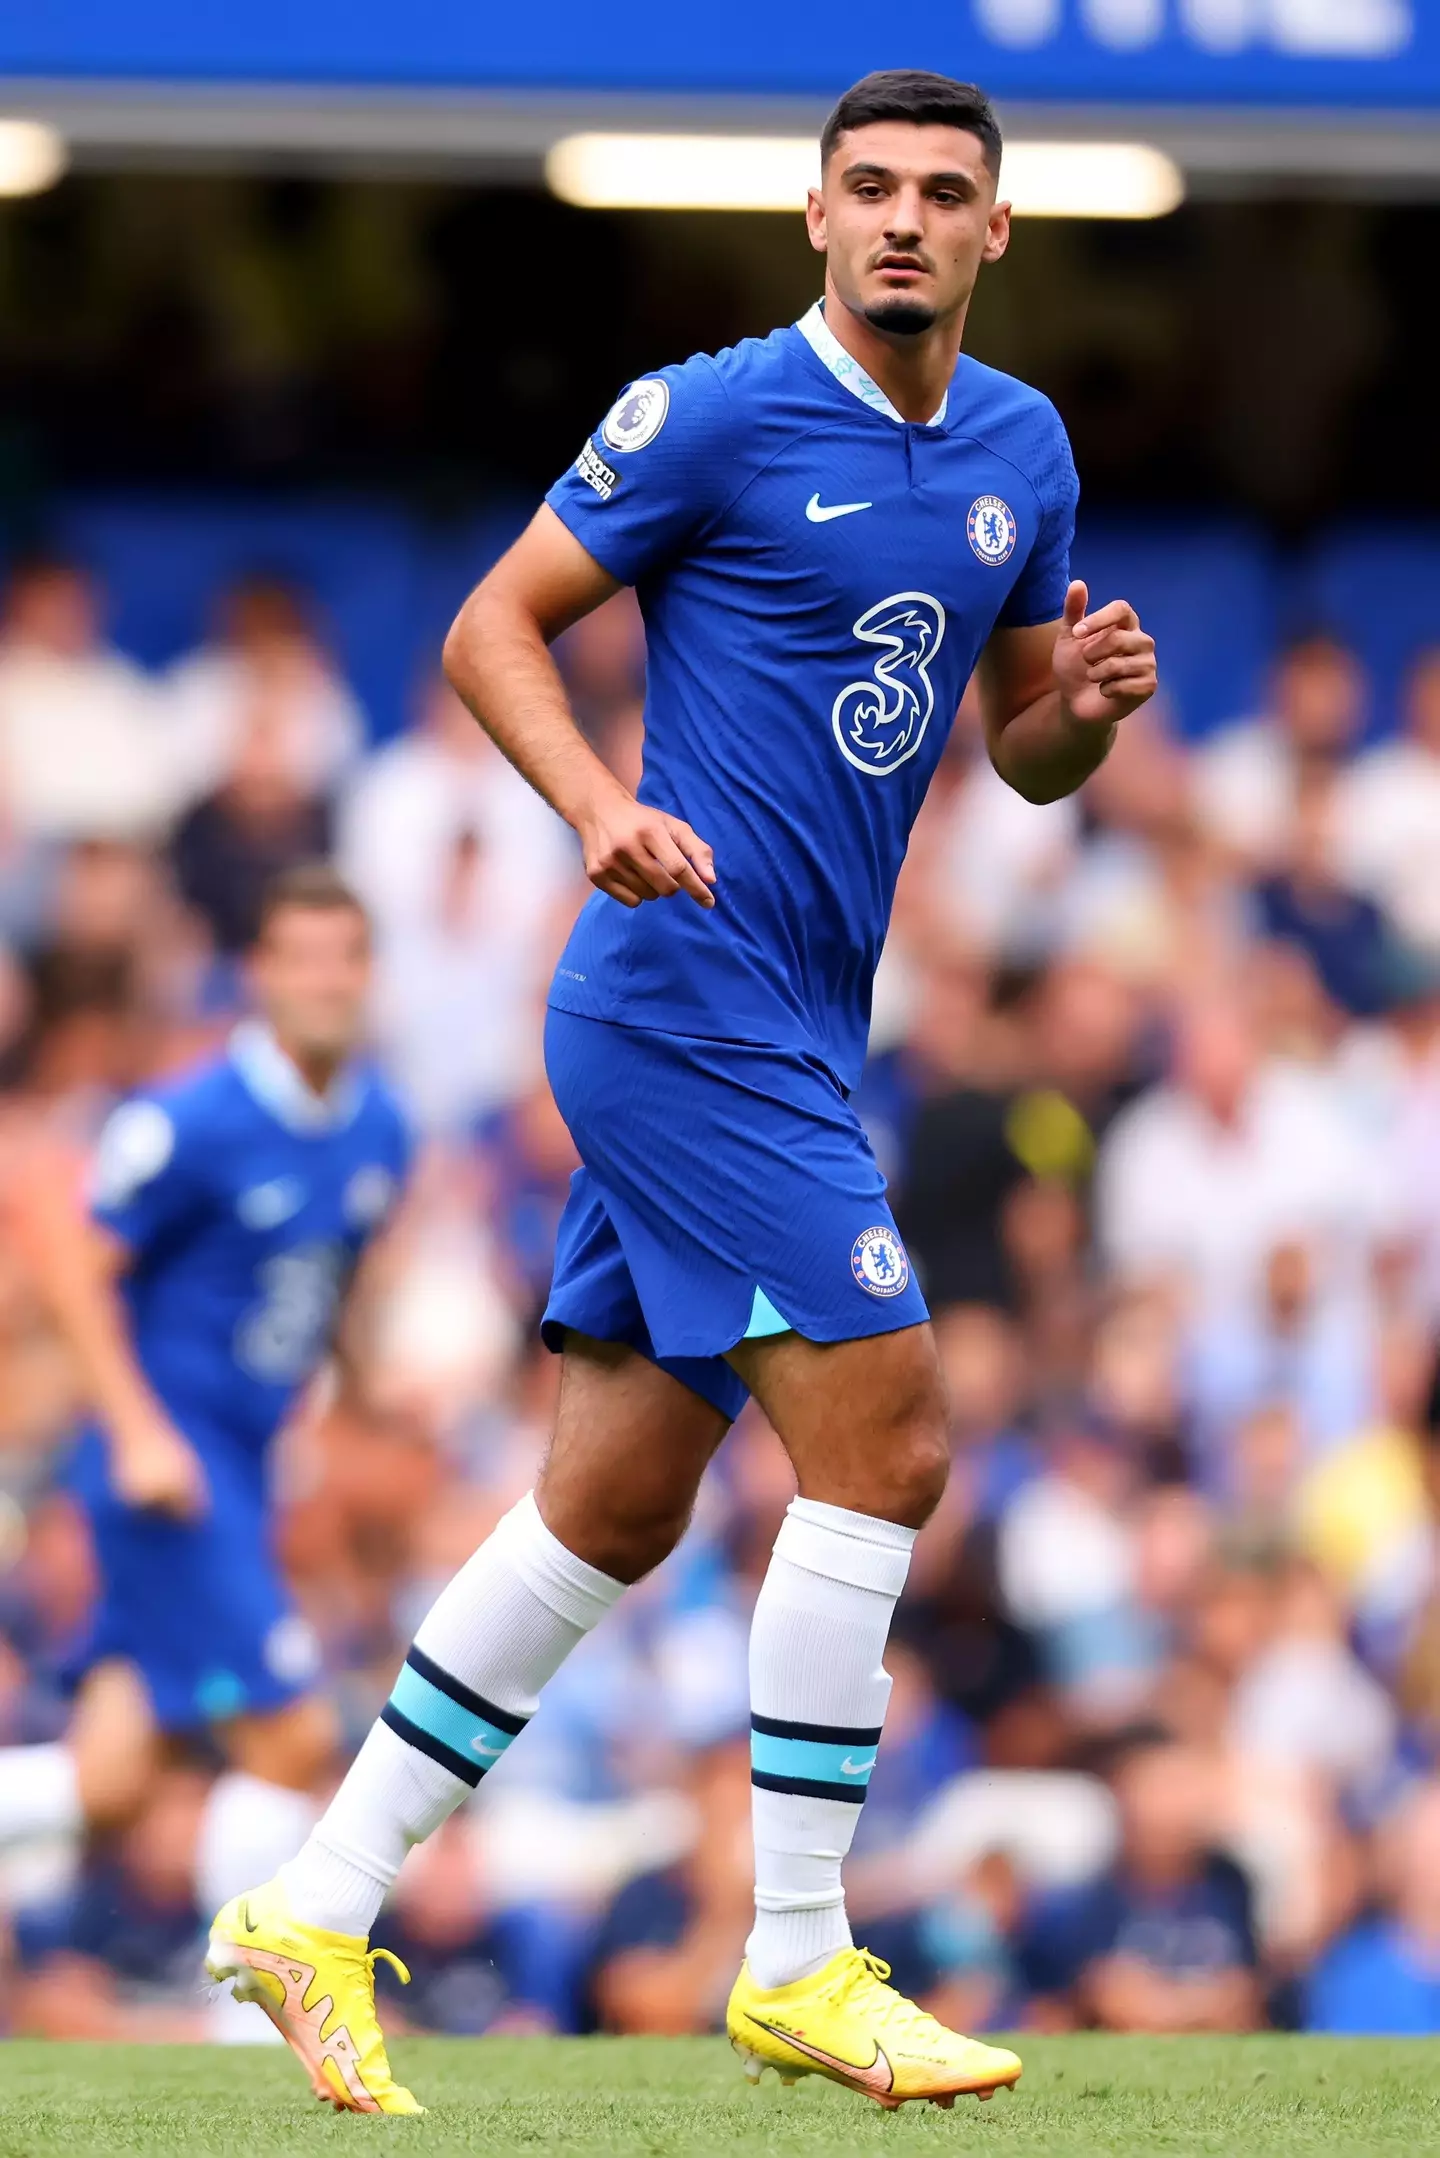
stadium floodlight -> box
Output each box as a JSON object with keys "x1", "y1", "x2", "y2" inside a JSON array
[
  {"x1": 547, "y1": 135, "x2": 819, "y2": 213},
  {"x1": 546, "y1": 133, "x2": 1184, "y2": 219},
  {"x1": 0, "y1": 119, "x2": 67, "y2": 197},
  {"x1": 1001, "y1": 142, "x2": 1185, "y2": 217}
]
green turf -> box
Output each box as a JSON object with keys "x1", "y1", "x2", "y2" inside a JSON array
[{"x1": 1, "y1": 2036, "x2": 1438, "y2": 2157}]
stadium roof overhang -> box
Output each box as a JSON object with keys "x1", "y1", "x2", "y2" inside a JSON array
[
  {"x1": 2, "y1": 81, "x2": 1439, "y2": 197},
  {"x1": 4, "y1": 1, "x2": 1439, "y2": 197}
]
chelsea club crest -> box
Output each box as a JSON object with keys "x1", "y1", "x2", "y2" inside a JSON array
[
  {"x1": 851, "y1": 1226, "x2": 910, "y2": 1299},
  {"x1": 967, "y1": 495, "x2": 1017, "y2": 565}
]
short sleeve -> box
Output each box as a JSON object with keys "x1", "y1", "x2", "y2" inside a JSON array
[
  {"x1": 997, "y1": 404, "x2": 1079, "y2": 630},
  {"x1": 90, "y1": 1095, "x2": 203, "y2": 1257},
  {"x1": 544, "y1": 356, "x2": 734, "y2": 587}
]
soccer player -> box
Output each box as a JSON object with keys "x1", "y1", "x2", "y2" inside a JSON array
[
  {"x1": 0, "y1": 866, "x2": 411, "y2": 2031},
  {"x1": 212, "y1": 70, "x2": 1157, "y2": 2112}
]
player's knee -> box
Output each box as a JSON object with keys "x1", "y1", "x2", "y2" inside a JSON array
[
  {"x1": 891, "y1": 1418, "x2": 951, "y2": 1527},
  {"x1": 540, "y1": 1484, "x2": 692, "y2": 1586},
  {"x1": 592, "y1": 1503, "x2": 693, "y2": 1584},
  {"x1": 865, "y1": 1373, "x2": 951, "y2": 1528}
]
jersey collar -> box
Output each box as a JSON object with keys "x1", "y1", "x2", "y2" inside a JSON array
[
  {"x1": 796, "y1": 300, "x2": 948, "y2": 429},
  {"x1": 230, "y1": 1020, "x2": 364, "y2": 1134}
]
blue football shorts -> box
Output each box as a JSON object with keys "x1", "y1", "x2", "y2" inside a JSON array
[
  {"x1": 65, "y1": 1424, "x2": 320, "y2": 1735},
  {"x1": 541, "y1": 1007, "x2": 929, "y2": 1422}
]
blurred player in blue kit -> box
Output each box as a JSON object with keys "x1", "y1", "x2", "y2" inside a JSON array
[
  {"x1": 0, "y1": 866, "x2": 411, "y2": 2033},
  {"x1": 213, "y1": 70, "x2": 1157, "y2": 2111}
]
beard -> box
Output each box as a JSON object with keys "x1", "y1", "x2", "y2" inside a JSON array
[{"x1": 862, "y1": 297, "x2": 937, "y2": 338}]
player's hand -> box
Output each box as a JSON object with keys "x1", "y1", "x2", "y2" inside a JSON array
[
  {"x1": 1052, "y1": 581, "x2": 1157, "y2": 726},
  {"x1": 110, "y1": 1415, "x2": 210, "y2": 1521},
  {"x1": 577, "y1": 781, "x2": 717, "y2": 910}
]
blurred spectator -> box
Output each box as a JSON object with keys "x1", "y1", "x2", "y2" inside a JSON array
[
  {"x1": 1184, "y1": 1240, "x2": 1377, "y2": 1495},
  {"x1": 168, "y1": 703, "x2": 331, "y2": 957},
  {"x1": 1251, "y1": 766, "x2": 1392, "y2": 1018},
  {"x1": 1306, "y1": 1781, "x2": 1440, "y2": 2033},
  {"x1": 373, "y1": 1816, "x2": 588, "y2": 2035},
  {"x1": 1333, "y1": 647, "x2": 1440, "y2": 956},
  {"x1": 1196, "y1": 632, "x2": 1366, "y2": 868},
  {"x1": 165, "y1": 573, "x2": 366, "y2": 807},
  {"x1": 555, "y1": 589, "x2": 645, "y2": 741},
  {"x1": 1095, "y1": 991, "x2": 1398, "y2": 1316},
  {"x1": 1028, "y1": 1739, "x2": 1262, "y2": 2032},
  {"x1": 0, "y1": 555, "x2": 176, "y2": 843},
  {"x1": 911, "y1": 695, "x2": 1077, "y2": 961},
  {"x1": 10, "y1": 1769, "x2": 208, "y2": 2039},
  {"x1": 997, "y1": 1415, "x2": 1162, "y2": 1725},
  {"x1": 589, "y1": 1741, "x2": 755, "y2": 2034},
  {"x1": 473, "y1": 1078, "x2": 580, "y2": 1319},
  {"x1": 1228, "y1": 1561, "x2": 1397, "y2": 1799},
  {"x1": 337, "y1": 675, "x2": 579, "y2": 1132}
]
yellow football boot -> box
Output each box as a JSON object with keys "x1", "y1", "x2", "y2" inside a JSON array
[
  {"x1": 727, "y1": 1946, "x2": 1022, "y2": 2111},
  {"x1": 206, "y1": 1879, "x2": 423, "y2": 2115}
]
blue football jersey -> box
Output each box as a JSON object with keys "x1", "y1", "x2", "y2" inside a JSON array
[
  {"x1": 546, "y1": 301, "x2": 1078, "y2": 1092},
  {"x1": 89, "y1": 1021, "x2": 412, "y2": 1456}
]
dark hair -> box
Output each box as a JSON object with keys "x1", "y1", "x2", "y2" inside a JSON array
[
  {"x1": 254, "y1": 861, "x2": 369, "y2": 943},
  {"x1": 820, "y1": 70, "x2": 1002, "y2": 178}
]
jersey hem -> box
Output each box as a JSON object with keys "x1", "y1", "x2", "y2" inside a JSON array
[{"x1": 545, "y1": 988, "x2": 854, "y2": 1091}]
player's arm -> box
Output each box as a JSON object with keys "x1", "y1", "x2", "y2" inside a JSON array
[
  {"x1": 442, "y1": 507, "x2": 715, "y2": 911},
  {"x1": 977, "y1": 578, "x2": 1157, "y2": 805},
  {"x1": 9, "y1": 1148, "x2": 207, "y2": 1520}
]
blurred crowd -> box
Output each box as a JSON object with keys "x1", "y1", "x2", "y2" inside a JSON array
[{"x1": 7, "y1": 546, "x2": 1440, "y2": 2040}]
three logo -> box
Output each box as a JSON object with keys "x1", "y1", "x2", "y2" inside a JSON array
[{"x1": 832, "y1": 594, "x2": 946, "y2": 778}]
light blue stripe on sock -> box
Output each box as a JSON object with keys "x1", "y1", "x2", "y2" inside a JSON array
[
  {"x1": 745, "y1": 1285, "x2": 792, "y2": 1339},
  {"x1": 389, "y1": 1662, "x2": 519, "y2": 1769},
  {"x1": 751, "y1": 1730, "x2": 878, "y2": 1788}
]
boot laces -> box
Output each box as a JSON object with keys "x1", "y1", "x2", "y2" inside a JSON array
[
  {"x1": 828, "y1": 1948, "x2": 943, "y2": 2042},
  {"x1": 333, "y1": 1941, "x2": 412, "y2": 2013}
]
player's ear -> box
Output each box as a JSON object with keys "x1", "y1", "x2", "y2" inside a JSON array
[
  {"x1": 983, "y1": 200, "x2": 1012, "y2": 265},
  {"x1": 805, "y1": 186, "x2": 827, "y2": 255}
]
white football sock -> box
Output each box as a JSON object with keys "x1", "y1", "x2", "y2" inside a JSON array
[
  {"x1": 279, "y1": 1492, "x2": 623, "y2": 1935},
  {"x1": 746, "y1": 1496, "x2": 916, "y2": 1990},
  {"x1": 198, "y1": 1772, "x2": 319, "y2": 2043},
  {"x1": 0, "y1": 1742, "x2": 82, "y2": 1848}
]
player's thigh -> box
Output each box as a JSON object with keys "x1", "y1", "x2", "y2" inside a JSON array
[
  {"x1": 70, "y1": 1658, "x2": 162, "y2": 1832},
  {"x1": 538, "y1": 1331, "x2": 730, "y2": 1582},
  {"x1": 728, "y1": 1321, "x2": 949, "y2": 1530},
  {"x1": 219, "y1": 1690, "x2": 341, "y2": 1792}
]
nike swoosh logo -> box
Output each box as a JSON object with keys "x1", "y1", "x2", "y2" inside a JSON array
[
  {"x1": 806, "y1": 494, "x2": 873, "y2": 523},
  {"x1": 840, "y1": 1756, "x2": 877, "y2": 1776},
  {"x1": 241, "y1": 1898, "x2": 255, "y2": 1934},
  {"x1": 749, "y1": 2017, "x2": 894, "y2": 2095},
  {"x1": 470, "y1": 1736, "x2": 504, "y2": 1757}
]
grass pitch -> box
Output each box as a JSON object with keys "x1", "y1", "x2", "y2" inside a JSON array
[{"x1": 1, "y1": 2035, "x2": 1437, "y2": 2157}]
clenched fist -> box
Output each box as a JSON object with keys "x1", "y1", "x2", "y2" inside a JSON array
[{"x1": 1052, "y1": 580, "x2": 1157, "y2": 727}]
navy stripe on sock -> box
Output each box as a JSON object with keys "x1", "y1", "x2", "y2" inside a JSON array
[
  {"x1": 380, "y1": 1701, "x2": 485, "y2": 1788},
  {"x1": 751, "y1": 1767, "x2": 869, "y2": 1805},
  {"x1": 404, "y1": 1645, "x2": 528, "y2": 1737},
  {"x1": 750, "y1": 1712, "x2": 885, "y2": 1747}
]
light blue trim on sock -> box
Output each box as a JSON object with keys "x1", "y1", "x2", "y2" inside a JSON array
[
  {"x1": 751, "y1": 1730, "x2": 879, "y2": 1789},
  {"x1": 389, "y1": 1661, "x2": 520, "y2": 1769},
  {"x1": 745, "y1": 1285, "x2": 792, "y2": 1339}
]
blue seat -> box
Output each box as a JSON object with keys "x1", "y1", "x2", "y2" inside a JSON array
[
  {"x1": 1071, "y1": 519, "x2": 1277, "y2": 741},
  {"x1": 1296, "y1": 526, "x2": 1440, "y2": 741}
]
